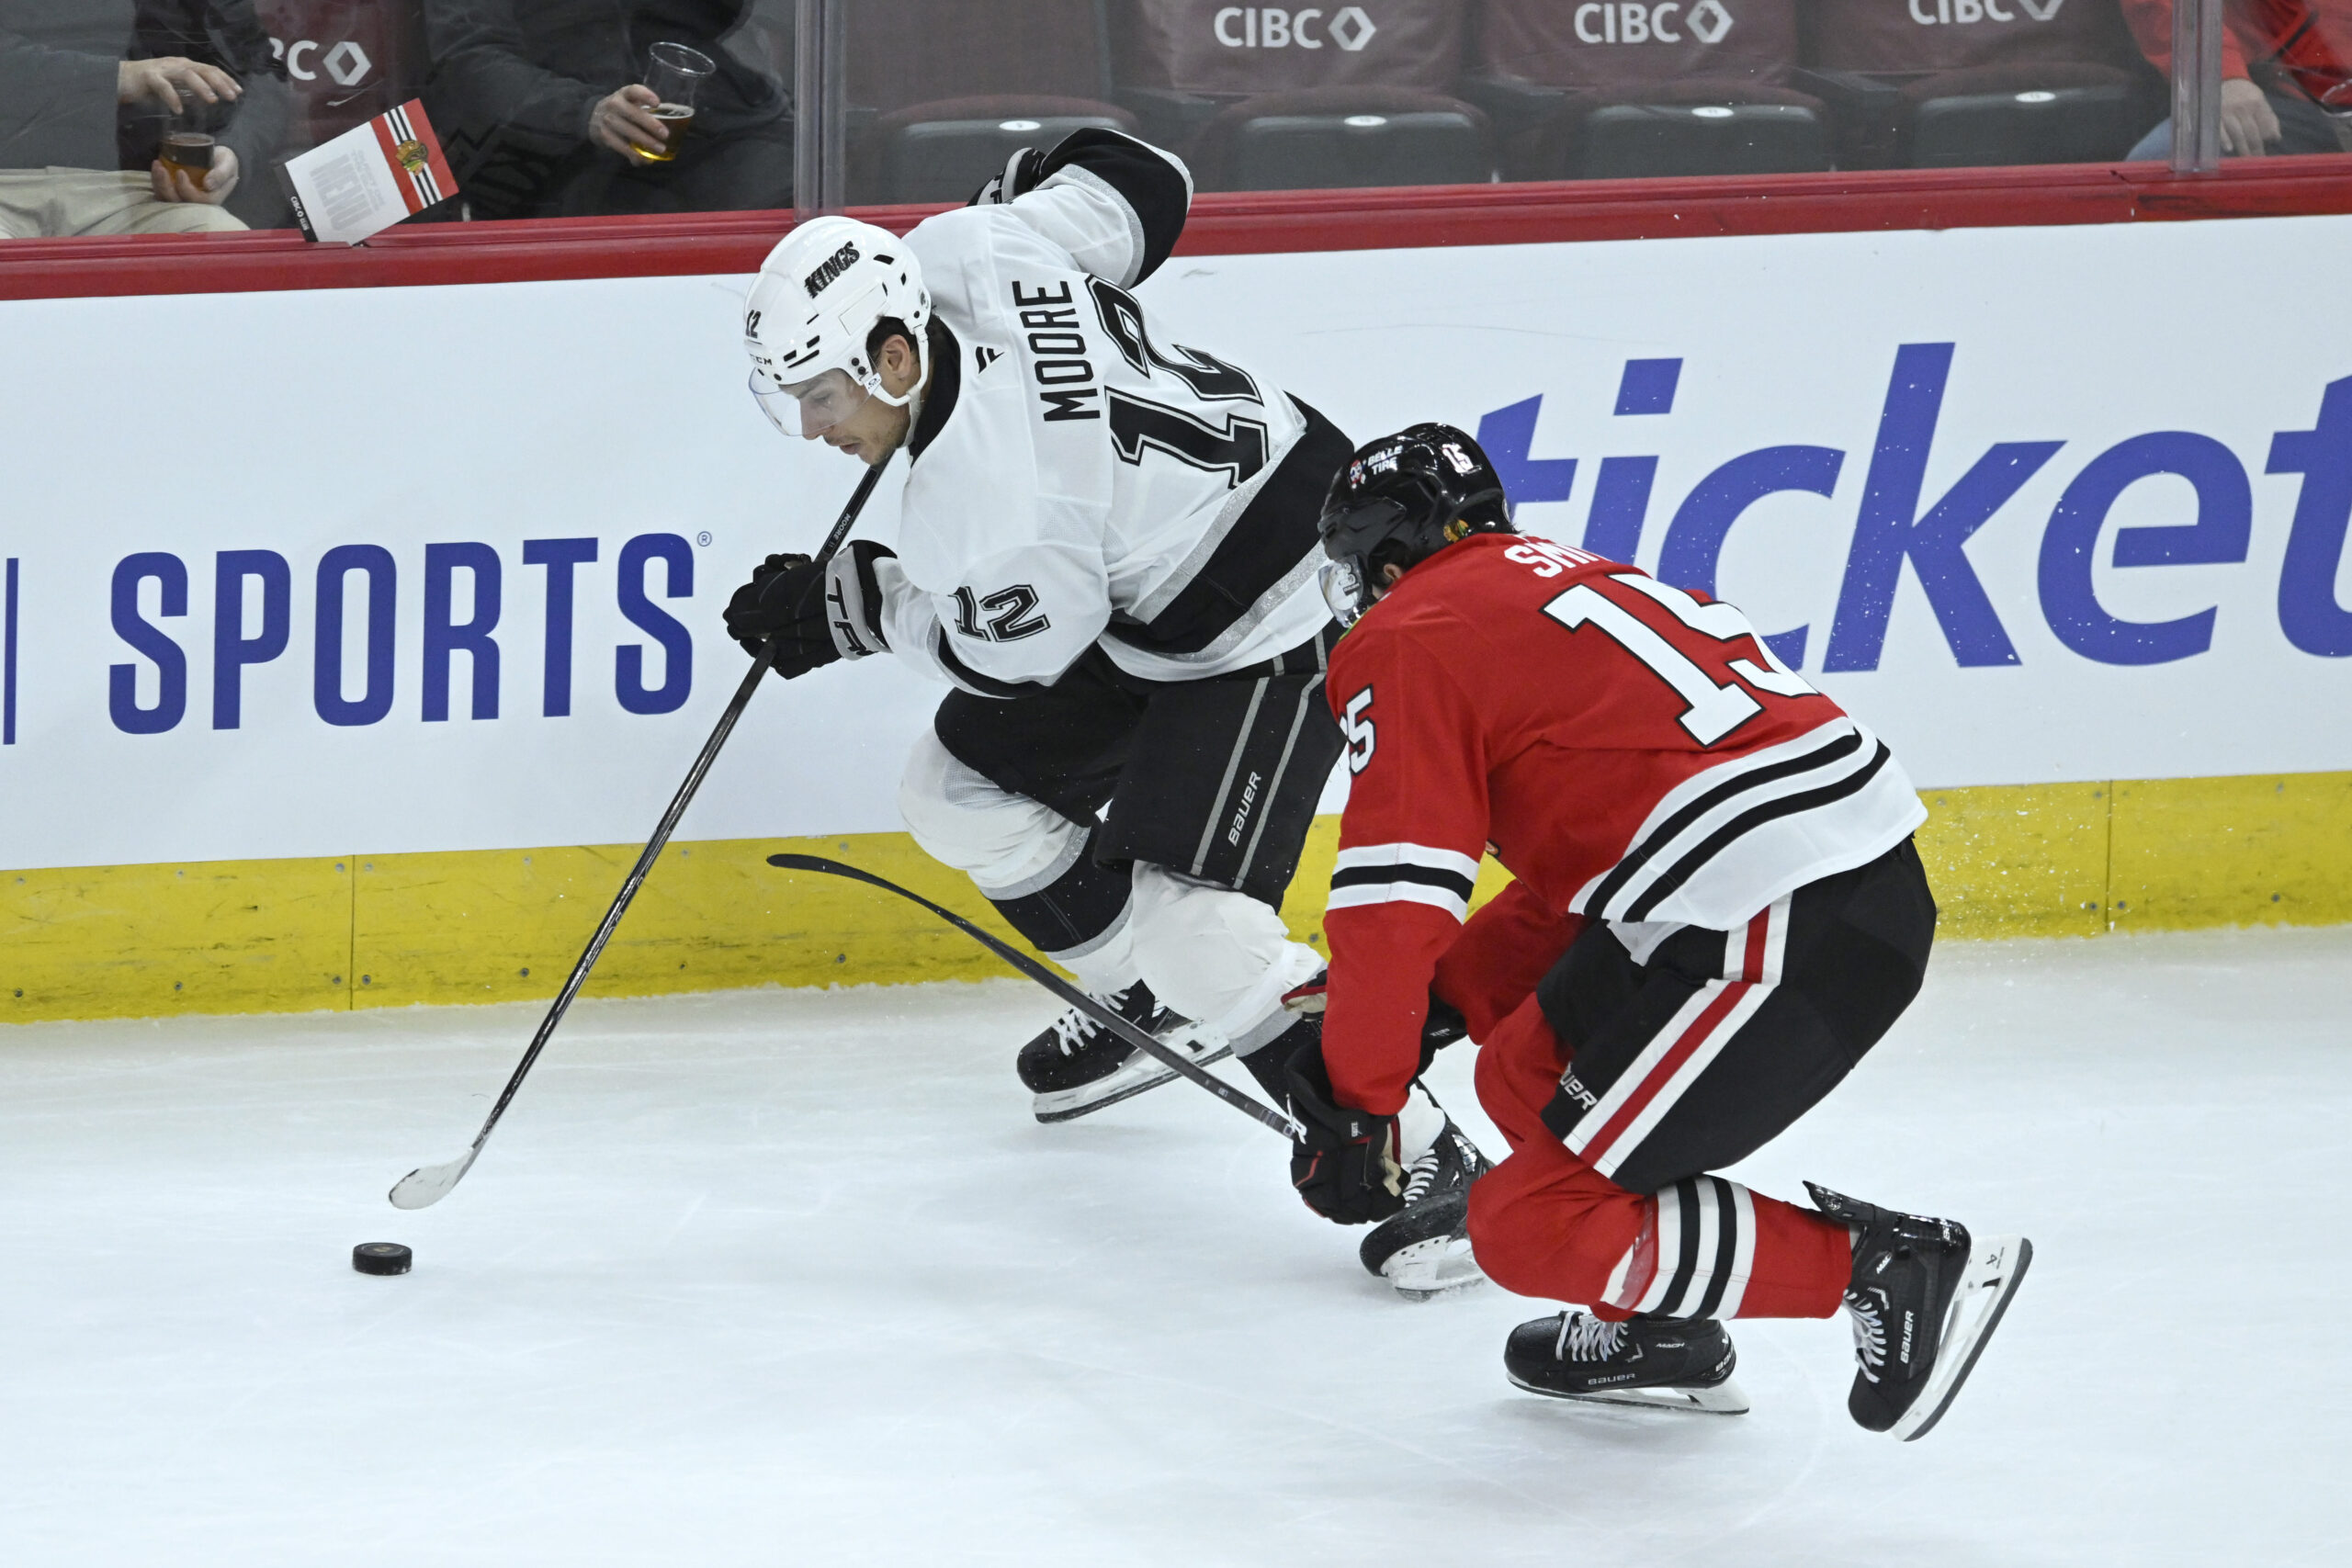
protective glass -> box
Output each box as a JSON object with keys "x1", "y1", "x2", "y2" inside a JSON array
[{"x1": 747, "y1": 367, "x2": 870, "y2": 437}]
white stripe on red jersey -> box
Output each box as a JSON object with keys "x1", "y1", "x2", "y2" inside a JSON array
[{"x1": 1315, "y1": 533, "x2": 1925, "y2": 1118}]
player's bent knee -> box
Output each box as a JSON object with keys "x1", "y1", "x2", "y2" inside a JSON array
[
  {"x1": 1127, "y1": 865, "x2": 1317, "y2": 1044},
  {"x1": 1466, "y1": 1147, "x2": 1653, "y2": 1305},
  {"x1": 897, "y1": 730, "x2": 1082, "y2": 890}
]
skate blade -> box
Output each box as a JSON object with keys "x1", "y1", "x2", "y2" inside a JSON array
[
  {"x1": 1380, "y1": 1235, "x2": 1487, "y2": 1301},
  {"x1": 1031, "y1": 1029, "x2": 1232, "y2": 1123},
  {"x1": 1890, "y1": 1234, "x2": 2033, "y2": 1442},
  {"x1": 1509, "y1": 1371, "x2": 1752, "y2": 1416}
]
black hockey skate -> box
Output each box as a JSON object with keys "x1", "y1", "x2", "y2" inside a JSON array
[
  {"x1": 1807, "y1": 1181, "x2": 2033, "y2": 1441},
  {"x1": 1505, "y1": 1311, "x2": 1750, "y2": 1415},
  {"x1": 1015, "y1": 981, "x2": 1229, "y2": 1123},
  {"x1": 1358, "y1": 1119, "x2": 1493, "y2": 1300}
]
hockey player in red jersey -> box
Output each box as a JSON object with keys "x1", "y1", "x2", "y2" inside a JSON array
[{"x1": 1280, "y1": 423, "x2": 2031, "y2": 1438}]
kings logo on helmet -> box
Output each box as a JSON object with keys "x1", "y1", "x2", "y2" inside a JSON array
[{"x1": 802, "y1": 242, "x2": 861, "y2": 299}]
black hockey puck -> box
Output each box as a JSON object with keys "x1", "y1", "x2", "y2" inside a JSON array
[{"x1": 352, "y1": 1242, "x2": 413, "y2": 1276}]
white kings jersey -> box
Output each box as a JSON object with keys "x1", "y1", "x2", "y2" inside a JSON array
[{"x1": 863, "y1": 130, "x2": 1346, "y2": 696}]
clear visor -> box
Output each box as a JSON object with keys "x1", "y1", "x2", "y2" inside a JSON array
[
  {"x1": 747, "y1": 366, "x2": 872, "y2": 437},
  {"x1": 1317, "y1": 556, "x2": 1371, "y2": 628}
]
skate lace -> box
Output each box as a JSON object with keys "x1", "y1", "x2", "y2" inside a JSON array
[
  {"x1": 1844, "y1": 1289, "x2": 1888, "y2": 1383},
  {"x1": 1556, "y1": 1313, "x2": 1627, "y2": 1363},
  {"x1": 1400, "y1": 1129, "x2": 1475, "y2": 1206},
  {"x1": 1051, "y1": 987, "x2": 1130, "y2": 1055},
  {"x1": 1401, "y1": 1147, "x2": 1442, "y2": 1205}
]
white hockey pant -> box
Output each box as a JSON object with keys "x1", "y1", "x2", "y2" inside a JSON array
[{"x1": 899, "y1": 730, "x2": 1322, "y2": 1056}]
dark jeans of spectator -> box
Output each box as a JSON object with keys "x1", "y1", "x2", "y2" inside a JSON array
[
  {"x1": 541, "y1": 120, "x2": 792, "y2": 216},
  {"x1": 2127, "y1": 88, "x2": 2349, "y2": 159}
]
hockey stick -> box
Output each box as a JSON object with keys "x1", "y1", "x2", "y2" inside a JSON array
[
  {"x1": 766, "y1": 853, "x2": 1306, "y2": 1140},
  {"x1": 389, "y1": 460, "x2": 890, "y2": 1210}
]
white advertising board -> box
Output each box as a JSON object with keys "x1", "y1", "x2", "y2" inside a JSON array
[{"x1": 3, "y1": 213, "x2": 2348, "y2": 872}]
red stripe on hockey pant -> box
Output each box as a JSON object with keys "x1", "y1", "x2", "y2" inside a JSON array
[
  {"x1": 1743, "y1": 909, "x2": 1770, "y2": 984},
  {"x1": 1466, "y1": 1141, "x2": 1851, "y2": 1320},
  {"x1": 1572, "y1": 980, "x2": 1753, "y2": 1170}
]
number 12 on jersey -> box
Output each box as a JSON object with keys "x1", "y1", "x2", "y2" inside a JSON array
[{"x1": 1543, "y1": 573, "x2": 1816, "y2": 747}]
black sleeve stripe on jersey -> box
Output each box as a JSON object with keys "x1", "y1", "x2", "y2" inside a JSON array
[
  {"x1": 1584, "y1": 727, "x2": 1865, "y2": 919},
  {"x1": 1037, "y1": 128, "x2": 1190, "y2": 286},
  {"x1": 1621, "y1": 741, "x2": 1894, "y2": 923},
  {"x1": 933, "y1": 626, "x2": 1047, "y2": 700},
  {"x1": 1329, "y1": 863, "x2": 1477, "y2": 900}
]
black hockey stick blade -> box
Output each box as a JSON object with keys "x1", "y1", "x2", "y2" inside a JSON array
[
  {"x1": 388, "y1": 461, "x2": 889, "y2": 1211},
  {"x1": 766, "y1": 853, "x2": 1306, "y2": 1140}
]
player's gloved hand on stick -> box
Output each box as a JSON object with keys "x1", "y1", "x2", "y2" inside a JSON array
[
  {"x1": 722, "y1": 541, "x2": 895, "y2": 678},
  {"x1": 1283, "y1": 1033, "x2": 1406, "y2": 1225}
]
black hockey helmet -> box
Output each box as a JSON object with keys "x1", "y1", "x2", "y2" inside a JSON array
[{"x1": 1317, "y1": 423, "x2": 1512, "y2": 626}]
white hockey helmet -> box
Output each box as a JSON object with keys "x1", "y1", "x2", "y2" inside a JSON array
[{"x1": 742, "y1": 214, "x2": 932, "y2": 434}]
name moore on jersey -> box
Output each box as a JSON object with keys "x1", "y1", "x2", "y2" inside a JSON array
[{"x1": 865, "y1": 137, "x2": 1334, "y2": 701}]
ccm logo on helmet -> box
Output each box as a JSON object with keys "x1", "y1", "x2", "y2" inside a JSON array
[{"x1": 803, "y1": 243, "x2": 861, "y2": 299}]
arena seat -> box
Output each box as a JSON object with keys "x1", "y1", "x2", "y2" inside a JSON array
[
  {"x1": 1468, "y1": 0, "x2": 1835, "y2": 179},
  {"x1": 847, "y1": 0, "x2": 1136, "y2": 203},
  {"x1": 1185, "y1": 85, "x2": 1493, "y2": 189},
  {"x1": 1794, "y1": 0, "x2": 2164, "y2": 167},
  {"x1": 1114, "y1": 1, "x2": 1493, "y2": 190}
]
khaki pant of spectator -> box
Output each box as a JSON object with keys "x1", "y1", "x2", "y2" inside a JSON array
[{"x1": 0, "y1": 169, "x2": 247, "y2": 240}]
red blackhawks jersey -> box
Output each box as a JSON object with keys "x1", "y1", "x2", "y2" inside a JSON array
[{"x1": 1320, "y1": 532, "x2": 1926, "y2": 1115}]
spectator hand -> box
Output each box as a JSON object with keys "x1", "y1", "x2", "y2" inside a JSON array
[
  {"x1": 119, "y1": 57, "x2": 242, "y2": 111},
  {"x1": 592, "y1": 85, "x2": 672, "y2": 164},
  {"x1": 2219, "y1": 77, "x2": 2281, "y2": 157},
  {"x1": 152, "y1": 146, "x2": 239, "y2": 206}
]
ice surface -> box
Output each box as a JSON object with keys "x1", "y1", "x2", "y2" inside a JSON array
[{"x1": 1, "y1": 928, "x2": 2346, "y2": 1566}]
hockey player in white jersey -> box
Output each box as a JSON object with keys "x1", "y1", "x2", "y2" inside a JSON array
[{"x1": 725, "y1": 130, "x2": 1487, "y2": 1297}]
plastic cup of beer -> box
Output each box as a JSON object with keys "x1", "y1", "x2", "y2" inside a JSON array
[
  {"x1": 636, "y1": 42, "x2": 715, "y2": 163},
  {"x1": 159, "y1": 103, "x2": 217, "y2": 192}
]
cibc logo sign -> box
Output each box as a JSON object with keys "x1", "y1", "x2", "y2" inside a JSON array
[
  {"x1": 1907, "y1": 0, "x2": 2062, "y2": 22},
  {"x1": 1575, "y1": 0, "x2": 1735, "y2": 45},
  {"x1": 1213, "y1": 6, "x2": 1378, "y2": 51},
  {"x1": 267, "y1": 35, "x2": 373, "y2": 87}
]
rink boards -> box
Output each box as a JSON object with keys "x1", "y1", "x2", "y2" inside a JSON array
[
  {"x1": 6, "y1": 773, "x2": 2349, "y2": 1022},
  {"x1": 5, "y1": 212, "x2": 2351, "y2": 1021}
]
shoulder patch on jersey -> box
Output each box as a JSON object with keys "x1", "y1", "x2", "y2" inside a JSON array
[{"x1": 974, "y1": 344, "x2": 1004, "y2": 373}]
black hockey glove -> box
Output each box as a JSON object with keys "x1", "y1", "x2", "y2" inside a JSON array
[
  {"x1": 722, "y1": 542, "x2": 895, "y2": 680},
  {"x1": 967, "y1": 145, "x2": 1046, "y2": 206},
  {"x1": 1283, "y1": 1033, "x2": 1406, "y2": 1226}
]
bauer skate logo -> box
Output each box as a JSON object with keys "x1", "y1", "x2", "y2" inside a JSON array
[
  {"x1": 803, "y1": 243, "x2": 860, "y2": 299},
  {"x1": 1557, "y1": 1069, "x2": 1600, "y2": 1111}
]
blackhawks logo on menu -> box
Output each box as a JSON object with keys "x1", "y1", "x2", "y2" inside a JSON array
[{"x1": 395, "y1": 138, "x2": 427, "y2": 174}]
